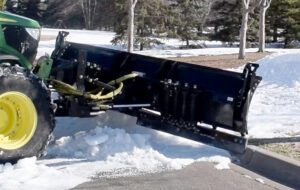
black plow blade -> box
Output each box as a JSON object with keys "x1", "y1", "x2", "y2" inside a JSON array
[
  {"x1": 50, "y1": 36, "x2": 262, "y2": 153},
  {"x1": 137, "y1": 110, "x2": 247, "y2": 154}
]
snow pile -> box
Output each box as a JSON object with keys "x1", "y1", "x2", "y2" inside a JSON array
[
  {"x1": 0, "y1": 111, "x2": 230, "y2": 190},
  {"x1": 47, "y1": 112, "x2": 231, "y2": 175},
  {"x1": 0, "y1": 157, "x2": 85, "y2": 190},
  {"x1": 47, "y1": 127, "x2": 151, "y2": 160},
  {"x1": 248, "y1": 51, "x2": 300, "y2": 138},
  {"x1": 47, "y1": 124, "x2": 230, "y2": 172}
]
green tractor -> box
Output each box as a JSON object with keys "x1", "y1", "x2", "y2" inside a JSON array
[
  {"x1": 0, "y1": 11, "x2": 53, "y2": 163},
  {"x1": 0, "y1": 11, "x2": 262, "y2": 163}
]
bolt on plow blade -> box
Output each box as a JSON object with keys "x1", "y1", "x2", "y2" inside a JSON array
[{"x1": 50, "y1": 33, "x2": 262, "y2": 154}]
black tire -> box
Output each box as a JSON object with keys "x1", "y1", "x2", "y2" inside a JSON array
[{"x1": 0, "y1": 65, "x2": 55, "y2": 163}]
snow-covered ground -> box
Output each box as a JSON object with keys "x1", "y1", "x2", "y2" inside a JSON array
[
  {"x1": 38, "y1": 28, "x2": 300, "y2": 58},
  {"x1": 1, "y1": 28, "x2": 299, "y2": 190},
  {"x1": 248, "y1": 52, "x2": 300, "y2": 138}
]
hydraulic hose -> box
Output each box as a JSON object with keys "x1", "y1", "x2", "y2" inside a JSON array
[
  {"x1": 51, "y1": 73, "x2": 139, "y2": 101},
  {"x1": 50, "y1": 80, "x2": 84, "y2": 96},
  {"x1": 86, "y1": 81, "x2": 124, "y2": 100}
]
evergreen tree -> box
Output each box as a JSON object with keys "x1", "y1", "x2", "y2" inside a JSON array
[
  {"x1": 95, "y1": 0, "x2": 126, "y2": 30},
  {"x1": 112, "y1": 0, "x2": 166, "y2": 50},
  {"x1": 5, "y1": 0, "x2": 48, "y2": 23},
  {"x1": 44, "y1": 0, "x2": 83, "y2": 28},
  {"x1": 135, "y1": 0, "x2": 165, "y2": 50},
  {"x1": 208, "y1": 0, "x2": 241, "y2": 44},
  {"x1": 173, "y1": 0, "x2": 212, "y2": 46},
  {"x1": 283, "y1": 0, "x2": 300, "y2": 46},
  {"x1": 208, "y1": 0, "x2": 258, "y2": 46},
  {"x1": 267, "y1": 0, "x2": 300, "y2": 46}
]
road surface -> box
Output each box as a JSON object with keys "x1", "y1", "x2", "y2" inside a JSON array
[{"x1": 72, "y1": 162, "x2": 291, "y2": 190}]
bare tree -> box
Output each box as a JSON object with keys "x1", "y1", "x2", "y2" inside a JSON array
[
  {"x1": 80, "y1": 0, "x2": 97, "y2": 30},
  {"x1": 238, "y1": 0, "x2": 252, "y2": 59},
  {"x1": 258, "y1": 0, "x2": 272, "y2": 52},
  {"x1": 128, "y1": 0, "x2": 138, "y2": 53}
]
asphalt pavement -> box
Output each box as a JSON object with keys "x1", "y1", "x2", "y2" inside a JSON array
[{"x1": 72, "y1": 162, "x2": 291, "y2": 190}]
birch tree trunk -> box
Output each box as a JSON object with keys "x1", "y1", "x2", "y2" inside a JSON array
[
  {"x1": 127, "y1": 0, "x2": 138, "y2": 53},
  {"x1": 80, "y1": 0, "x2": 97, "y2": 30},
  {"x1": 258, "y1": 0, "x2": 272, "y2": 52},
  {"x1": 238, "y1": 0, "x2": 251, "y2": 59}
]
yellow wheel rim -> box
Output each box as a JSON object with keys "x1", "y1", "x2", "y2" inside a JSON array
[{"x1": 0, "y1": 92, "x2": 37, "y2": 150}]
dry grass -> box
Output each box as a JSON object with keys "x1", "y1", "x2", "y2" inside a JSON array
[
  {"x1": 260, "y1": 143, "x2": 300, "y2": 161},
  {"x1": 169, "y1": 52, "x2": 270, "y2": 69}
]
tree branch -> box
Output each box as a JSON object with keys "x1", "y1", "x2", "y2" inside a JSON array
[
  {"x1": 243, "y1": 0, "x2": 251, "y2": 10},
  {"x1": 80, "y1": 0, "x2": 87, "y2": 25},
  {"x1": 243, "y1": 0, "x2": 247, "y2": 8},
  {"x1": 265, "y1": 0, "x2": 272, "y2": 8},
  {"x1": 133, "y1": 0, "x2": 138, "y2": 8}
]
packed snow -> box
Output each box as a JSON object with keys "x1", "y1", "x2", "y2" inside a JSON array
[{"x1": 1, "y1": 28, "x2": 299, "y2": 189}]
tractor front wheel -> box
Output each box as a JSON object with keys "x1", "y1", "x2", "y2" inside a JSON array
[{"x1": 0, "y1": 65, "x2": 55, "y2": 163}]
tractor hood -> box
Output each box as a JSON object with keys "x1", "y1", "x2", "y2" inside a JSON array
[
  {"x1": 0, "y1": 11, "x2": 40, "y2": 28},
  {"x1": 0, "y1": 11, "x2": 41, "y2": 69}
]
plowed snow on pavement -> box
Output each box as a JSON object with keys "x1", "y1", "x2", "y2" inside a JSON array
[
  {"x1": 248, "y1": 52, "x2": 300, "y2": 138},
  {"x1": 0, "y1": 29, "x2": 299, "y2": 190}
]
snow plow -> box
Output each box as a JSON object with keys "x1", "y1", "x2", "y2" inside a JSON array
[{"x1": 0, "y1": 11, "x2": 261, "y2": 163}]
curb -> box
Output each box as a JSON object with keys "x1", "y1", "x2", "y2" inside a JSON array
[{"x1": 237, "y1": 145, "x2": 300, "y2": 189}]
